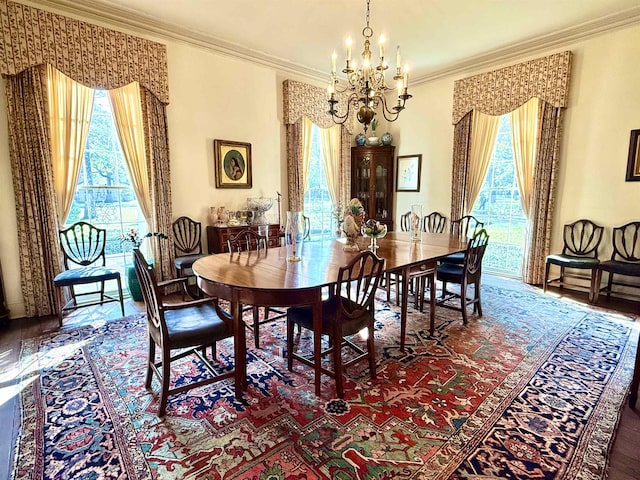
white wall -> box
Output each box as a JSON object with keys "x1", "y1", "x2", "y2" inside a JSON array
[
  {"x1": 390, "y1": 23, "x2": 640, "y2": 260},
  {"x1": 1, "y1": 15, "x2": 639, "y2": 318}
]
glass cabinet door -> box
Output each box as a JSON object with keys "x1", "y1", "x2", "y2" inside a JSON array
[{"x1": 351, "y1": 145, "x2": 395, "y2": 230}]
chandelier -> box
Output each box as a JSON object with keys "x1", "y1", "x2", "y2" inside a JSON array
[{"x1": 327, "y1": 0, "x2": 411, "y2": 133}]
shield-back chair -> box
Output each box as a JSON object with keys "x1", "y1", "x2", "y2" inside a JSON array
[
  {"x1": 543, "y1": 219, "x2": 604, "y2": 302},
  {"x1": 172, "y1": 216, "x2": 206, "y2": 298},
  {"x1": 592, "y1": 221, "x2": 640, "y2": 304},
  {"x1": 53, "y1": 222, "x2": 125, "y2": 326}
]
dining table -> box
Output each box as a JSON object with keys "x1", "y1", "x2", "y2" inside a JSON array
[{"x1": 192, "y1": 231, "x2": 468, "y2": 399}]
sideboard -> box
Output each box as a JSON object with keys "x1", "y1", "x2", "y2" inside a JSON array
[{"x1": 206, "y1": 224, "x2": 281, "y2": 254}]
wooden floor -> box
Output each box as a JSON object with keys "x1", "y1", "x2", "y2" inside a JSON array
[{"x1": 0, "y1": 276, "x2": 638, "y2": 479}]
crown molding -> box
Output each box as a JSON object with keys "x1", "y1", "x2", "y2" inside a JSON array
[
  {"x1": 21, "y1": 0, "x2": 640, "y2": 86},
  {"x1": 412, "y1": 6, "x2": 640, "y2": 85}
]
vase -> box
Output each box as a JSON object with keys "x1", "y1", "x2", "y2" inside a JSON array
[
  {"x1": 208, "y1": 206, "x2": 218, "y2": 225},
  {"x1": 343, "y1": 233, "x2": 360, "y2": 252},
  {"x1": 285, "y1": 211, "x2": 303, "y2": 262},
  {"x1": 381, "y1": 132, "x2": 393, "y2": 145},
  {"x1": 355, "y1": 133, "x2": 367, "y2": 146},
  {"x1": 409, "y1": 204, "x2": 423, "y2": 242},
  {"x1": 366, "y1": 136, "x2": 380, "y2": 146}
]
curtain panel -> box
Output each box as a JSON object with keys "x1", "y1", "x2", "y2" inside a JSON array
[
  {"x1": 5, "y1": 65, "x2": 61, "y2": 317},
  {"x1": 0, "y1": 0, "x2": 169, "y2": 103}
]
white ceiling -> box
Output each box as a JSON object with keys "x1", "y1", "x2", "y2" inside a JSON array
[{"x1": 32, "y1": 0, "x2": 640, "y2": 83}]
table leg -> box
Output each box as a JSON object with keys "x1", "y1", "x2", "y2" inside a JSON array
[
  {"x1": 231, "y1": 300, "x2": 247, "y2": 398},
  {"x1": 400, "y1": 267, "x2": 409, "y2": 352},
  {"x1": 312, "y1": 293, "x2": 323, "y2": 397},
  {"x1": 429, "y1": 270, "x2": 436, "y2": 336}
]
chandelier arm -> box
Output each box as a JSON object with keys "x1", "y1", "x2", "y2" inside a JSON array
[
  {"x1": 377, "y1": 94, "x2": 402, "y2": 123},
  {"x1": 327, "y1": 92, "x2": 359, "y2": 125}
]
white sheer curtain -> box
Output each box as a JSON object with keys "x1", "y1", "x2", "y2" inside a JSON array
[
  {"x1": 466, "y1": 109, "x2": 500, "y2": 212},
  {"x1": 319, "y1": 123, "x2": 342, "y2": 210},
  {"x1": 107, "y1": 81, "x2": 152, "y2": 225},
  {"x1": 47, "y1": 65, "x2": 95, "y2": 224},
  {"x1": 509, "y1": 97, "x2": 540, "y2": 216},
  {"x1": 300, "y1": 116, "x2": 314, "y2": 209}
]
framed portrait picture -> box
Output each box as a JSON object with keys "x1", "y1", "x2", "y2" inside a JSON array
[
  {"x1": 626, "y1": 129, "x2": 640, "y2": 181},
  {"x1": 214, "y1": 139, "x2": 252, "y2": 188},
  {"x1": 396, "y1": 154, "x2": 422, "y2": 192}
]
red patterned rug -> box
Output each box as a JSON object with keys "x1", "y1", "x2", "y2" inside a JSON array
[{"x1": 12, "y1": 280, "x2": 639, "y2": 479}]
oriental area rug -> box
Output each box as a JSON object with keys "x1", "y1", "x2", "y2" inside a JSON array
[{"x1": 12, "y1": 280, "x2": 639, "y2": 480}]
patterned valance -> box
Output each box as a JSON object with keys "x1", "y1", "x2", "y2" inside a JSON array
[
  {"x1": 0, "y1": 0, "x2": 169, "y2": 104},
  {"x1": 452, "y1": 51, "x2": 571, "y2": 124},
  {"x1": 283, "y1": 79, "x2": 355, "y2": 133}
]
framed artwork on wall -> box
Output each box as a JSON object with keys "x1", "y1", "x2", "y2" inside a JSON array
[
  {"x1": 396, "y1": 154, "x2": 422, "y2": 192},
  {"x1": 626, "y1": 129, "x2": 640, "y2": 181},
  {"x1": 214, "y1": 139, "x2": 253, "y2": 188}
]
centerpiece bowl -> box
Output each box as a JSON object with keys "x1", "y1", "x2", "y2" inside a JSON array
[
  {"x1": 247, "y1": 197, "x2": 273, "y2": 225},
  {"x1": 361, "y1": 219, "x2": 388, "y2": 250}
]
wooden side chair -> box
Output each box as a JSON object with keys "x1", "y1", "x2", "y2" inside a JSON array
[
  {"x1": 400, "y1": 211, "x2": 412, "y2": 232},
  {"x1": 286, "y1": 250, "x2": 384, "y2": 398},
  {"x1": 227, "y1": 229, "x2": 286, "y2": 348},
  {"x1": 543, "y1": 219, "x2": 604, "y2": 302},
  {"x1": 441, "y1": 215, "x2": 485, "y2": 265},
  {"x1": 172, "y1": 216, "x2": 205, "y2": 298},
  {"x1": 422, "y1": 211, "x2": 447, "y2": 233},
  {"x1": 53, "y1": 221, "x2": 125, "y2": 326},
  {"x1": 592, "y1": 221, "x2": 640, "y2": 304},
  {"x1": 437, "y1": 229, "x2": 490, "y2": 326},
  {"x1": 133, "y1": 249, "x2": 234, "y2": 417}
]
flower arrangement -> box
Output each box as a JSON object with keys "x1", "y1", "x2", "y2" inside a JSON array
[
  {"x1": 342, "y1": 198, "x2": 365, "y2": 250},
  {"x1": 120, "y1": 228, "x2": 168, "y2": 249}
]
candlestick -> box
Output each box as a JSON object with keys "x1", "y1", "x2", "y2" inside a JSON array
[{"x1": 346, "y1": 37, "x2": 352, "y2": 63}]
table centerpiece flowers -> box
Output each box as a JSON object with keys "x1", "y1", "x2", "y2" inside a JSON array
[{"x1": 342, "y1": 198, "x2": 365, "y2": 251}]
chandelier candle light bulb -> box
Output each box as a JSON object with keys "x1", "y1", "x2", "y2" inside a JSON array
[{"x1": 327, "y1": 0, "x2": 412, "y2": 133}]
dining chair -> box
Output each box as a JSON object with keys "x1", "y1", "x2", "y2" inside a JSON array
[
  {"x1": 286, "y1": 250, "x2": 384, "y2": 399},
  {"x1": 133, "y1": 249, "x2": 234, "y2": 417},
  {"x1": 172, "y1": 216, "x2": 205, "y2": 298},
  {"x1": 592, "y1": 221, "x2": 640, "y2": 304},
  {"x1": 440, "y1": 215, "x2": 485, "y2": 266},
  {"x1": 422, "y1": 212, "x2": 447, "y2": 233},
  {"x1": 53, "y1": 221, "x2": 125, "y2": 326},
  {"x1": 437, "y1": 228, "x2": 490, "y2": 325},
  {"x1": 543, "y1": 219, "x2": 604, "y2": 302},
  {"x1": 227, "y1": 228, "x2": 287, "y2": 348}
]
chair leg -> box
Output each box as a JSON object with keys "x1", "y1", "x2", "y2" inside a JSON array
[
  {"x1": 592, "y1": 268, "x2": 603, "y2": 305},
  {"x1": 367, "y1": 324, "x2": 376, "y2": 379},
  {"x1": 475, "y1": 280, "x2": 483, "y2": 317},
  {"x1": 253, "y1": 306, "x2": 261, "y2": 349},
  {"x1": 332, "y1": 331, "x2": 344, "y2": 399},
  {"x1": 286, "y1": 318, "x2": 295, "y2": 371},
  {"x1": 385, "y1": 272, "x2": 391, "y2": 302},
  {"x1": 116, "y1": 277, "x2": 125, "y2": 317},
  {"x1": 606, "y1": 272, "x2": 614, "y2": 298},
  {"x1": 461, "y1": 279, "x2": 469, "y2": 325},
  {"x1": 559, "y1": 266, "x2": 565, "y2": 288},
  {"x1": 543, "y1": 262, "x2": 550, "y2": 293},
  {"x1": 145, "y1": 336, "x2": 155, "y2": 389},
  {"x1": 158, "y1": 348, "x2": 171, "y2": 417}
]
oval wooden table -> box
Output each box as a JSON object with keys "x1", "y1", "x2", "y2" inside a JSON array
[{"x1": 193, "y1": 232, "x2": 467, "y2": 399}]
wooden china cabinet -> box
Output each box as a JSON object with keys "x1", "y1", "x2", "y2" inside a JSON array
[{"x1": 350, "y1": 145, "x2": 395, "y2": 230}]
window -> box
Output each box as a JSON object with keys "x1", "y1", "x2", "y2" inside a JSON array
[
  {"x1": 303, "y1": 124, "x2": 336, "y2": 240},
  {"x1": 471, "y1": 115, "x2": 527, "y2": 277},
  {"x1": 66, "y1": 89, "x2": 147, "y2": 278}
]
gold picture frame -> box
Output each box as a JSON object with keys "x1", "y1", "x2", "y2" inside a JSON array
[
  {"x1": 626, "y1": 129, "x2": 640, "y2": 182},
  {"x1": 214, "y1": 139, "x2": 252, "y2": 188},
  {"x1": 396, "y1": 154, "x2": 422, "y2": 192}
]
